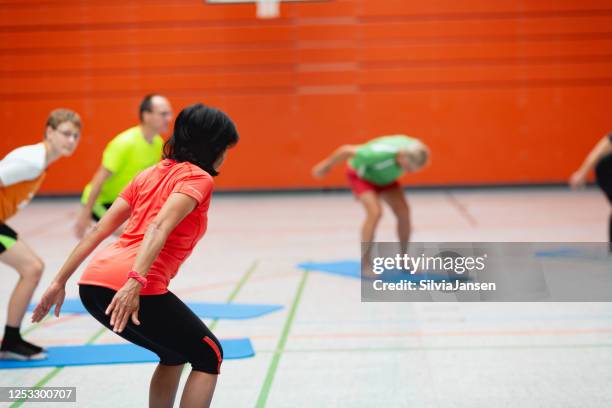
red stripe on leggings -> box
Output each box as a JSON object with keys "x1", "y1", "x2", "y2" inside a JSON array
[{"x1": 203, "y1": 336, "x2": 222, "y2": 374}]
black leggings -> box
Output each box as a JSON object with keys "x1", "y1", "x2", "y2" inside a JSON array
[
  {"x1": 79, "y1": 284, "x2": 223, "y2": 374},
  {"x1": 595, "y1": 154, "x2": 612, "y2": 248}
]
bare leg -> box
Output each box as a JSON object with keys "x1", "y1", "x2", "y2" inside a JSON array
[
  {"x1": 1, "y1": 241, "x2": 44, "y2": 328},
  {"x1": 380, "y1": 186, "x2": 411, "y2": 253},
  {"x1": 179, "y1": 370, "x2": 217, "y2": 408},
  {"x1": 358, "y1": 192, "x2": 382, "y2": 277},
  {"x1": 149, "y1": 363, "x2": 184, "y2": 408},
  {"x1": 359, "y1": 191, "x2": 382, "y2": 244}
]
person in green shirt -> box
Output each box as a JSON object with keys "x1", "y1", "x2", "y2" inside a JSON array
[
  {"x1": 312, "y1": 135, "x2": 429, "y2": 252},
  {"x1": 74, "y1": 94, "x2": 173, "y2": 238}
]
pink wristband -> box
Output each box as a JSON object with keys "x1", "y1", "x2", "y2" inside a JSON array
[{"x1": 127, "y1": 271, "x2": 147, "y2": 288}]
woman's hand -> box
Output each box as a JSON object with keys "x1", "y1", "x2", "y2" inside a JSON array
[
  {"x1": 105, "y1": 280, "x2": 142, "y2": 333},
  {"x1": 31, "y1": 281, "x2": 66, "y2": 322}
]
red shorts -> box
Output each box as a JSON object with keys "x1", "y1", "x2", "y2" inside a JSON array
[{"x1": 346, "y1": 165, "x2": 400, "y2": 197}]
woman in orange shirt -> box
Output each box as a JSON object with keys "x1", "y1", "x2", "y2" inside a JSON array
[{"x1": 33, "y1": 104, "x2": 239, "y2": 408}]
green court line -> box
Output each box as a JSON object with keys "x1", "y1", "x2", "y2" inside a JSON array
[
  {"x1": 180, "y1": 260, "x2": 259, "y2": 374},
  {"x1": 10, "y1": 323, "x2": 111, "y2": 407},
  {"x1": 226, "y1": 261, "x2": 259, "y2": 302},
  {"x1": 255, "y1": 270, "x2": 309, "y2": 408},
  {"x1": 21, "y1": 315, "x2": 51, "y2": 337},
  {"x1": 10, "y1": 315, "x2": 62, "y2": 408},
  {"x1": 8, "y1": 367, "x2": 64, "y2": 407},
  {"x1": 11, "y1": 259, "x2": 259, "y2": 407},
  {"x1": 85, "y1": 327, "x2": 107, "y2": 345},
  {"x1": 210, "y1": 260, "x2": 258, "y2": 332}
]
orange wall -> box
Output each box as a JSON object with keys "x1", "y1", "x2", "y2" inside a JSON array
[{"x1": 1, "y1": 0, "x2": 611, "y2": 193}]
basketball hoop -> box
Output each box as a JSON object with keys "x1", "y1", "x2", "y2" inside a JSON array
[{"x1": 256, "y1": 0, "x2": 280, "y2": 19}]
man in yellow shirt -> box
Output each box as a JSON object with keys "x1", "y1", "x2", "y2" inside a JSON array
[
  {"x1": 0, "y1": 109, "x2": 81, "y2": 360},
  {"x1": 74, "y1": 94, "x2": 173, "y2": 238}
]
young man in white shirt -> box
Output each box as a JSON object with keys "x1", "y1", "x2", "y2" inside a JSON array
[{"x1": 0, "y1": 108, "x2": 81, "y2": 360}]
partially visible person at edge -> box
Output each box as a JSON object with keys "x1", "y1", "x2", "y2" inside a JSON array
[{"x1": 570, "y1": 132, "x2": 612, "y2": 252}]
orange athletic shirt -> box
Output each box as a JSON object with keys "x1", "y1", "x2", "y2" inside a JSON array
[
  {"x1": 78, "y1": 159, "x2": 214, "y2": 295},
  {"x1": 0, "y1": 143, "x2": 47, "y2": 222},
  {"x1": 0, "y1": 174, "x2": 46, "y2": 222}
]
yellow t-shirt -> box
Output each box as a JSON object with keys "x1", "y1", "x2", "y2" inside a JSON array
[{"x1": 82, "y1": 126, "x2": 163, "y2": 205}]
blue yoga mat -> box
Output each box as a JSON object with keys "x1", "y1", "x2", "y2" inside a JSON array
[
  {"x1": 28, "y1": 299, "x2": 282, "y2": 320},
  {"x1": 0, "y1": 338, "x2": 254, "y2": 369},
  {"x1": 297, "y1": 260, "x2": 469, "y2": 282}
]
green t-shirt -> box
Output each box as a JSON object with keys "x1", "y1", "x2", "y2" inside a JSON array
[
  {"x1": 82, "y1": 126, "x2": 164, "y2": 205},
  {"x1": 349, "y1": 135, "x2": 419, "y2": 186}
]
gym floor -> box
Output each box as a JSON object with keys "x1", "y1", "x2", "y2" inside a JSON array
[{"x1": 1, "y1": 187, "x2": 611, "y2": 407}]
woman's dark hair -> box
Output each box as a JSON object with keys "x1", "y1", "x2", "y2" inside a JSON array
[{"x1": 163, "y1": 103, "x2": 239, "y2": 176}]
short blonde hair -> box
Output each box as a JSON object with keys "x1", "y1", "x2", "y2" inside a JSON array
[
  {"x1": 408, "y1": 143, "x2": 430, "y2": 169},
  {"x1": 46, "y1": 108, "x2": 81, "y2": 130}
]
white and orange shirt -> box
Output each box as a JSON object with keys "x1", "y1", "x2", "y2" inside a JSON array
[{"x1": 0, "y1": 143, "x2": 47, "y2": 222}]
